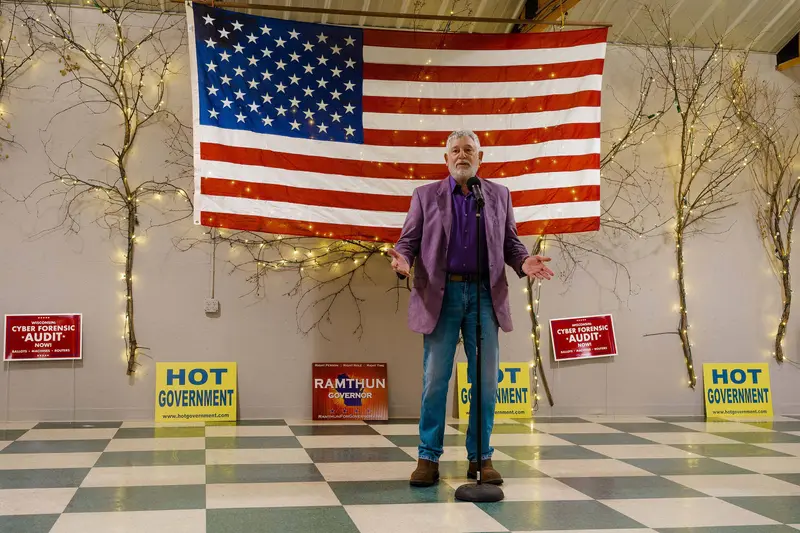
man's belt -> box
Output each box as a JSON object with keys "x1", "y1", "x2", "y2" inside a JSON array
[{"x1": 447, "y1": 273, "x2": 488, "y2": 283}]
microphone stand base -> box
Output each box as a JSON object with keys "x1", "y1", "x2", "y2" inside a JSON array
[{"x1": 454, "y1": 482, "x2": 504, "y2": 502}]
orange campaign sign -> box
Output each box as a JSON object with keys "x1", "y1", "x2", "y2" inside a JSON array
[{"x1": 312, "y1": 363, "x2": 388, "y2": 421}]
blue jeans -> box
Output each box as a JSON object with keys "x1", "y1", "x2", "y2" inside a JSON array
[{"x1": 418, "y1": 279, "x2": 500, "y2": 463}]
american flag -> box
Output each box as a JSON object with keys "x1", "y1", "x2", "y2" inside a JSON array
[{"x1": 186, "y1": 2, "x2": 607, "y2": 242}]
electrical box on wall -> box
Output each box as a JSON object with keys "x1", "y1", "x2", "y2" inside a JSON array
[{"x1": 204, "y1": 298, "x2": 220, "y2": 314}]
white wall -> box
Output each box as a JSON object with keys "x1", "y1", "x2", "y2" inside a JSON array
[{"x1": 1, "y1": 7, "x2": 799, "y2": 421}]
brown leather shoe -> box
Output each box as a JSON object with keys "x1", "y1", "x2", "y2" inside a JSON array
[
  {"x1": 467, "y1": 459, "x2": 503, "y2": 485},
  {"x1": 410, "y1": 458, "x2": 439, "y2": 487}
]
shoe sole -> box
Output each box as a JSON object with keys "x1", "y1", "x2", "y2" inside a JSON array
[{"x1": 410, "y1": 473, "x2": 439, "y2": 487}]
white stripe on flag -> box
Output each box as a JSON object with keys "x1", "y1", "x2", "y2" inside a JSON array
[
  {"x1": 198, "y1": 195, "x2": 599, "y2": 226},
  {"x1": 363, "y1": 75, "x2": 603, "y2": 99},
  {"x1": 198, "y1": 160, "x2": 600, "y2": 195},
  {"x1": 363, "y1": 107, "x2": 601, "y2": 131},
  {"x1": 363, "y1": 42, "x2": 607, "y2": 67},
  {"x1": 196, "y1": 125, "x2": 600, "y2": 163}
]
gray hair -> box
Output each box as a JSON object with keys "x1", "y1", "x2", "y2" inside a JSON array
[{"x1": 445, "y1": 129, "x2": 481, "y2": 152}]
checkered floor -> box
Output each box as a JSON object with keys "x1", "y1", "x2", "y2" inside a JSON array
[{"x1": 2, "y1": 416, "x2": 800, "y2": 532}]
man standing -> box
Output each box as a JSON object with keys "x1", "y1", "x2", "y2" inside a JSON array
[{"x1": 388, "y1": 129, "x2": 554, "y2": 487}]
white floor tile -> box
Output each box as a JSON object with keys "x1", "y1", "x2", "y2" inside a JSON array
[
  {"x1": 50, "y1": 510, "x2": 206, "y2": 533},
  {"x1": 525, "y1": 458, "x2": 654, "y2": 477},
  {"x1": 205, "y1": 448, "x2": 312, "y2": 465},
  {"x1": 317, "y1": 461, "x2": 415, "y2": 482},
  {"x1": 753, "y1": 443, "x2": 800, "y2": 456},
  {"x1": 285, "y1": 419, "x2": 366, "y2": 426},
  {"x1": 632, "y1": 432, "x2": 738, "y2": 444},
  {"x1": 371, "y1": 424, "x2": 462, "y2": 436},
  {"x1": 204, "y1": 425, "x2": 293, "y2": 437},
  {"x1": 0, "y1": 452, "x2": 100, "y2": 470},
  {"x1": 345, "y1": 502, "x2": 507, "y2": 533},
  {"x1": 670, "y1": 422, "x2": 774, "y2": 433},
  {"x1": 488, "y1": 433, "x2": 573, "y2": 446},
  {"x1": 580, "y1": 415, "x2": 663, "y2": 423},
  {"x1": 400, "y1": 447, "x2": 514, "y2": 462},
  {"x1": 443, "y1": 476, "x2": 593, "y2": 501},
  {"x1": 17, "y1": 428, "x2": 118, "y2": 441},
  {"x1": 296, "y1": 435, "x2": 395, "y2": 448},
  {"x1": 0, "y1": 422, "x2": 36, "y2": 430},
  {"x1": 531, "y1": 423, "x2": 621, "y2": 434},
  {"x1": 206, "y1": 482, "x2": 340, "y2": 508},
  {"x1": 600, "y1": 497, "x2": 778, "y2": 528},
  {"x1": 104, "y1": 437, "x2": 206, "y2": 452},
  {"x1": 80, "y1": 465, "x2": 206, "y2": 487},
  {"x1": 664, "y1": 473, "x2": 800, "y2": 497},
  {"x1": 0, "y1": 488, "x2": 77, "y2": 515},
  {"x1": 714, "y1": 456, "x2": 800, "y2": 473},
  {"x1": 0, "y1": 441, "x2": 9, "y2": 452},
  {"x1": 583, "y1": 444, "x2": 702, "y2": 459}
]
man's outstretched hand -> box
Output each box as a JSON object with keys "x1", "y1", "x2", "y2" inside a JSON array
[
  {"x1": 387, "y1": 248, "x2": 411, "y2": 277},
  {"x1": 522, "y1": 255, "x2": 554, "y2": 280}
]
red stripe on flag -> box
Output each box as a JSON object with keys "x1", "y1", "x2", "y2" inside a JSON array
[
  {"x1": 363, "y1": 59, "x2": 604, "y2": 83},
  {"x1": 201, "y1": 211, "x2": 600, "y2": 241},
  {"x1": 201, "y1": 211, "x2": 401, "y2": 242},
  {"x1": 364, "y1": 123, "x2": 600, "y2": 148},
  {"x1": 363, "y1": 27, "x2": 608, "y2": 51},
  {"x1": 517, "y1": 216, "x2": 600, "y2": 235},
  {"x1": 200, "y1": 142, "x2": 599, "y2": 179},
  {"x1": 201, "y1": 177, "x2": 411, "y2": 212},
  {"x1": 201, "y1": 177, "x2": 599, "y2": 211},
  {"x1": 362, "y1": 91, "x2": 601, "y2": 115}
]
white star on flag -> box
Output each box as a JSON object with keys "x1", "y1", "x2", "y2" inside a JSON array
[
  {"x1": 202, "y1": 14, "x2": 214, "y2": 25},
  {"x1": 221, "y1": 98, "x2": 232, "y2": 108},
  {"x1": 218, "y1": 28, "x2": 230, "y2": 39},
  {"x1": 231, "y1": 20, "x2": 243, "y2": 31},
  {"x1": 208, "y1": 108, "x2": 219, "y2": 118},
  {"x1": 260, "y1": 24, "x2": 271, "y2": 35},
  {"x1": 248, "y1": 102, "x2": 260, "y2": 112},
  {"x1": 317, "y1": 122, "x2": 328, "y2": 132},
  {"x1": 290, "y1": 119, "x2": 301, "y2": 130},
  {"x1": 236, "y1": 112, "x2": 246, "y2": 123},
  {"x1": 262, "y1": 116, "x2": 274, "y2": 125},
  {"x1": 288, "y1": 29, "x2": 300, "y2": 39}
]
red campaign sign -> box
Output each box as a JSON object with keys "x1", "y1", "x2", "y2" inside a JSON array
[
  {"x1": 549, "y1": 314, "x2": 617, "y2": 361},
  {"x1": 4, "y1": 314, "x2": 83, "y2": 361},
  {"x1": 312, "y1": 363, "x2": 388, "y2": 421}
]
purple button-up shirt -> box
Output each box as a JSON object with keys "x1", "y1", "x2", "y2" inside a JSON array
[{"x1": 446, "y1": 175, "x2": 490, "y2": 275}]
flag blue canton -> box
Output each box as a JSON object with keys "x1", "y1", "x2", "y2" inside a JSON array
[{"x1": 192, "y1": 3, "x2": 364, "y2": 144}]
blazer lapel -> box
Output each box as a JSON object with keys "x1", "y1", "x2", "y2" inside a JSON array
[
  {"x1": 437, "y1": 178, "x2": 452, "y2": 245},
  {"x1": 481, "y1": 179, "x2": 497, "y2": 265}
]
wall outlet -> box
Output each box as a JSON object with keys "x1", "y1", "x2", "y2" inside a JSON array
[{"x1": 204, "y1": 298, "x2": 220, "y2": 313}]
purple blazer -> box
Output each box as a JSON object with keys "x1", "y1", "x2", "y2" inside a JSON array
[{"x1": 393, "y1": 176, "x2": 530, "y2": 334}]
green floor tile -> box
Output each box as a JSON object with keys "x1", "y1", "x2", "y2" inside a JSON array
[
  {"x1": 207, "y1": 506, "x2": 360, "y2": 533},
  {"x1": 290, "y1": 425, "x2": 379, "y2": 436},
  {"x1": 743, "y1": 421, "x2": 800, "y2": 432},
  {"x1": 33, "y1": 421, "x2": 122, "y2": 429},
  {"x1": 65, "y1": 485, "x2": 206, "y2": 513},
  {"x1": 0, "y1": 515, "x2": 60, "y2": 533},
  {"x1": 558, "y1": 475, "x2": 708, "y2": 499},
  {"x1": 655, "y1": 526, "x2": 800, "y2": 532},
  {"x1": 553, "y1": 433, "x2": 657, "y2": 445},
  {"x1": 496, "y1": 445, "x2": 607, "y2": 460},
  {"x1": 670, "y1": 443, "x2": 791, "y2": 457},
  {"x1": 95, "y1": 450, "x2": 206, "y2": 467},
  {"x1": 437, "y1": 460, "x2": 545, "y2": 479},
  {"x1": 652, "y1": 416, "x2": 710, "y2": 423},
  {"x1": 720, "y1": 496, "x2": 800, "y2": 523},
  {"x1": 476, "y1": 500, "x2": 645, "y2": 530},
  {"x1": 1, "y1": 440, "x2": 109, "y2": 454},
  {"x1": 114, "y1": 427, "x2": 205, "y2": 439},
  {"x1": 715, "y1": 432, "x2": 800, "y2": 444},
  {"x1": 367, "y1": 418, "x2": 419, "y2": 425},
  {"x1": 386, "y1": 434, "x2": 465, "y2": 447},
  {"x1": 205, "y1": 436, "x2": 301, "y2": 449},
  {"x1": 623, "y1": 458, "x2": 753, "y2": 475},
  {"x1": 0, "y1": 468, "x2": 90, "y2": 489},
  {"x1": 328, "y1": 479, "x2": 456, "y2": 505},
  {"x1": 206, "y1": 419, "x2": 286, "y2": 426},
  {"x1": 305, "y1": 447, "x2": 414, "y2": 463},
  {"x1": 769, "y1": 473, "x2": 800, "y2": 486},
  {"x1": 206, "y1": 463, "x2": 323, "y2": 483},
  {"x1": 0, "y1": 429, "x2": 28, "y2": 441},
  {"x1": 601, "y1": 422, "x2": 695, "y2": 433}
]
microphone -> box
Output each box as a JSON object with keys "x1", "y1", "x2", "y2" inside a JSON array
[{"x1": 467, "y1": 176, "x2": 485, "y2": 207}]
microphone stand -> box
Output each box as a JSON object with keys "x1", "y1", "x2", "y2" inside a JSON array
[{"x1": 455, "y1": 179, "x2": 503, "y2": 503}]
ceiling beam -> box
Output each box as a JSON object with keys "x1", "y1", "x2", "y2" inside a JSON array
[
  {"x1": 682, "y1": 0, "x2": 723, "y2": 45},
  {"x1": 175, "y1": 0, "x2": 612, "y2": 28},
  {"x1": 523, "y1": 0, "x2": 584, "y2": 33},
  {"x1": 749, "y1": 0, "x2": 797, "y2": 51}
]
